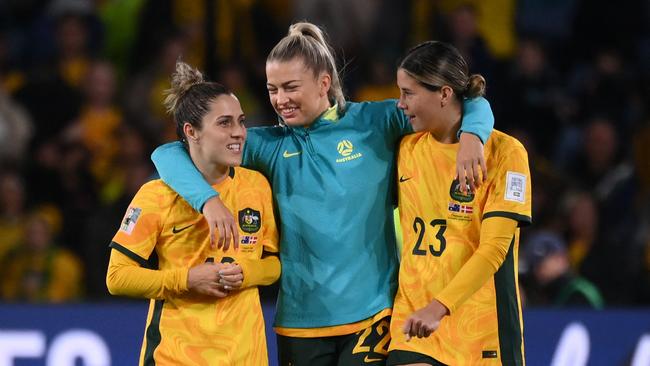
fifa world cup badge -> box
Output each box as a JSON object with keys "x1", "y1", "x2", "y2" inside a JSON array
[{"x1": 120, "y1": 207, "x2": 142, "y2": 234}]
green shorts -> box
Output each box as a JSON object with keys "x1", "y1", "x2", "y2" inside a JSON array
[
  {"x1": 277, "y1": 316, "x2": 391, "y2": 366},
  {"x1": 386, "y1": 350, "x2": 447, "y2": 366}
]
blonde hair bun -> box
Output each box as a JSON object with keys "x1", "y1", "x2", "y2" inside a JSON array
[{"x1": 163, "y1": 60, "x2": 204, "y2": 114}]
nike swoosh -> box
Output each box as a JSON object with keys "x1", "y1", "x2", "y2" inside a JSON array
[
  {"x1": 283, "y1": 150, "x2": 302, "y2": 158},
  {"x1": 399, "y1": 176, "x2": 411, "y2": 182},
  {"x1": 364, "y1": 355, "x2": 383, "y2": 363},
  {"x1": 172, "y1": 224, "x2": 194, "y2": 234}
]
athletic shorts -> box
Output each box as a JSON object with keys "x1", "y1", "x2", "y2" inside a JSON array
[
  {"x1": 277, "y1": 316, "x2": 391, "y2": 366},
  {"x1": 386, "y1": 350, "x2": 447, "y2": 365}
]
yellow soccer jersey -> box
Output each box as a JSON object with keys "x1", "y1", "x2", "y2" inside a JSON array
[
  {"x1": 390, "y1": 130, "x2": 531, "y2": 365},
  {"x1": 110, "y1": 167, "x2": 279, "y2": 366}
]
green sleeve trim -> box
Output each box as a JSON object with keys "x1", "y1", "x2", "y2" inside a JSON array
[
  {"x1": 494, "y1": 237, "x2": 525, "y2": 365},
  {"x1": 483, "y1": 211, "x2": 532, "y2": 227},
  {"x1": 109, "y1": 241, "x2": 149, "y2": 268},
  {"x1": 142, "y1": 299, "x2": 164, "y2": 365}
]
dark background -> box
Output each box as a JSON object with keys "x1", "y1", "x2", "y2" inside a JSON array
[{"x1": 0, "y1": 0, "x2": 648, "y2": 308}]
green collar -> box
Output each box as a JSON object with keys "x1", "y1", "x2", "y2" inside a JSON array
[{"x1": 321, "y1": 104, "x2": 339, "y2": 122}]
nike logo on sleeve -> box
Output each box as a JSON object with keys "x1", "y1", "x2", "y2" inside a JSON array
[{"x1": 172, "y1": 224, "x2": 194, "y2": 234}]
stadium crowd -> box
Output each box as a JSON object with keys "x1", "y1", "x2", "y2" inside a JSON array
[{"x1": 0, "y1": 0, "x2": 648, "y2": 307}]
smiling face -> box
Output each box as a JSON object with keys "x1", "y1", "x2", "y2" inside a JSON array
[
  {"x1": 186, "y1": 94, "x2": 246, "y2": 169},
  {"x1": 266, "y1": 57, "x2": 331, "y2": 127},
  {"x1": 396, "y1": 68, "x2": 443, "y2": 132}
]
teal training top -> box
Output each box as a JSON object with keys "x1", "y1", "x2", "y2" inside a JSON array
[{"x1": 151, "y1": 98, "x2": 493, "y2": 328}]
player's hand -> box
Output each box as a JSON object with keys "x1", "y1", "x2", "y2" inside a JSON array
[
  {"x1": 187, "y1": 262, "x2": 228, "y2": 298},
  {"x1": 402, "y1": 299, "x2": 449, "y2": 341},
  {"x1": 218, "y1": 263, "x2": 244, "y2": 291},
  {"x1": 456, "y1": 132, "x2": 487, "y2": 194},
  {"x1": 202, "y1": 196, "x2": 239, "y2": 250}
]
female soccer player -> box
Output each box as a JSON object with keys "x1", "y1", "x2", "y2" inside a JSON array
[
  {"x1": 152, "y1": 23, "x2": 493, "y2": 365},
  {"x1": 388, "y1": 41, "x2": 531, "y2": 366},
  {"x1": 106, "y1": 61, "x2": 280, "y2": 365}
]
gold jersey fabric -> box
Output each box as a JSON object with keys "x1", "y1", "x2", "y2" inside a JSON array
[
  {"x1": 275, "y1": 308, "x2": 392, "y2": 338},
  {"x1": 109, "y1": 167, "x2": 279, "y2": 366},
  {"x1": 390, "y1": 130, "x2": 531, "y2": 365}
]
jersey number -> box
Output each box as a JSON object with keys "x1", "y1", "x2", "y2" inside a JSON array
[
  {"x1": 412, "y1": 217, "x2": 446, "y2": 257},
  {"x1": 352, "y1": 319, "x2": 390, "y2": 356}
]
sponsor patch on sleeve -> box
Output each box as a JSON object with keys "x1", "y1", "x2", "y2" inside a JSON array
[
  {"x1": 120, "y1": 207, "x2": 142, "y2": 234},
  {"x1": 504, "y1": 171, "x2": 526, "y2": 203}
]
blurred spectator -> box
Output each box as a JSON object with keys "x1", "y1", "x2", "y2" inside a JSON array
[
  {"x1": 563, "y1": 192, "x2": 598, "y2": 272},
  {"x1": 570, "y1": 49, "x2": 639, "y2": 130},
  {"x1": 53, "y1": 13, "x2": 93, "y2": 89},
  {"x1": 516, "y1": 0, "x2": 578, "y2": 44},
  {"x1": 568, "y1": 118, "x2": 640, "y2": 303},
  {"x1": 412, "y1": 0, "x2": 516, "y2": 60},
  {"x1": 98, "y1": 125, "x2": 152, "y2": 204},
  {"x1": 455, "y1": 0, "x2": 517, "y2": 60},
  {"x1": 130, "y1": 0, "x2": 281, "y2": 78},
  {"x1": 13, "y1": 8, "x2": 100, "y2": 148},
  {"x1": 13, "y1": 71, "x2": 81, "y2": 151},
  {"x1": 0, "y1": 209, "x2": 83, "y2": 302},
  {"x1": 62, "y1": 60, "x2": 123, "y2": 187},
  {"x1": 521, "y1": 231, "x2": 603, "y2": 308},
  {"x1": 75, "y1": 124, "x2": 152, "y2": 299},
  {"x1": 56, "y1": 141, "x2": 97, "y2": 253},
  {"x1": 0, "y1": 91, "x2": 33, "y2": 165},
  {"x1": 82, "y1": 158, "x2": 154, "y2": 299},
  {"x1": 124, "y1": 33, "x2": 186, "y2": 143},
  {"x1": 571, "y1": 117, "x2": 634, "y2": 199},
  {"x1": 570, "y1": 0, "x2": 646, "y2": 62},
  {"x1": 366, "y1": 0, "x2": 409, "y2": 66},
  {"x1": 0, "y1": 170, "x2": 28, "y2": 263},
  {"x1": 442, "y1": 3, "x2": 497, "y2": 82},
  {"x1": 526, "y1": 155, "x2": 566, "y2": 233},
  {"x1": 219, "y1": 63, "x2": 268, "y2": 126},
  {"x1": 209, "y1": 0, "x2": 263, "y2": 68},
  {"x1": 98, "y1": 0, "x2": 147, "y2": 80},
  {"x1": 24, "y1": 138, "x2": 67, "y2": 207},
  {"x1": 354, "y1": 58, "x2": 399, "y2": 102},
  {"x1": 0, "y1": 30, "x2": 26, "y2": 94},
  {"x1": 295, "y1": 0, "x2": 380, "y2": 55},
  {"x1": 500, "y1": 37, "x2": 562, "y2": 156}
]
